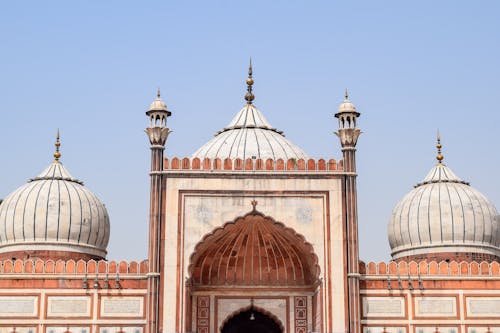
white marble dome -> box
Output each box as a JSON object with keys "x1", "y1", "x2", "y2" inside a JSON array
[
  {"x1": 388, "y1": 162, "x2": 500, "y2": 260},
  {"x1": 191, "y1": 103, "x2": 309, "y2": 161},
  {"x1": 0, "y1": 160, "x2": 110, "y2": 259}
]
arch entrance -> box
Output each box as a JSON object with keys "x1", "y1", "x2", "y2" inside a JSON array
[
  {"x1": 187, "y1": 208, "x2": 321, "y2": 333},
  {"x1": 221, "y1": 309, "x2": 282, "y2": 333}
]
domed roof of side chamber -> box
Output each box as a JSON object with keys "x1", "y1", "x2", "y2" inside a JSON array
[
  {"x1": 0, "y1": 132, "x2": 110, "y2": 260},
  {"x1": 388, "y1": 134, "x2": 500, "y2": 262},
  {"x1": 191, "y1": 61, "x2": 309, "y2": 161}
]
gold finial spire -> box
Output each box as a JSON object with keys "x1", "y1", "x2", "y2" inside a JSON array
[
  {"x1": 244, "y1": 58, "x2": 255, "y2": 104},
  {"x1": 436, "y1": 130, "x2": 444, "y2": 164},
  {"x1": 54, "y1": 129, "x2": 61, "y2": 161}
]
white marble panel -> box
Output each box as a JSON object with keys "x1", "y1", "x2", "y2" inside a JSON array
[
  {"x1": 99, "y1": 327, "x2": 143, "y2": 333},
  {"x1": 46, "y1": 328, "x2": 89, "y2": 333},
  {"x1": 0, "y1": 296, "x2": 37, "y2": 317},
  {"x1": 0, "y1": 328, "x2": 36, "y2": 333},
  {"x1": 47, "y1": 296, "x2": 91, "y2": 317},
  {"x1": 467, "y1": 297, "x2": 500, "y2": 317},
  {"x1": 362, "y1": 296, "x2": 405, "y2": 317},
  {"x1": 414, "y1": 297, "x2": 456, "y2": 317},
  {"x1": 414, "y1": 327, "x2": 458, "y2": 333},
  {"x1": 363, "y1": 327, "x2": 406, "y2": 333},
  {"x1": 468, "y1": 327, "x2": 500, "y2": 333},
  {"x1": 100, "y1": 296, "x2": 144, "y2": 317}
]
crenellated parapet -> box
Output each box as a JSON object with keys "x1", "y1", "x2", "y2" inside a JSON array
[
  {"x1": 0, "y1": 258, "x2": 148, "y2": 275},
  {"x1": 360, "y1": 260, "x2": 500, "y2": 277},
  {"x1": 359, "y1": 261, "x2": 500, "y2": 278},
  {"x1": 163, "y1": 157, "x2": 344, "y2": 172}
]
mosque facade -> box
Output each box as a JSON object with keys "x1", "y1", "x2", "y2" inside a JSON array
[{"x1": 0, "y1": 64, "x2": 499, "y2": 333}]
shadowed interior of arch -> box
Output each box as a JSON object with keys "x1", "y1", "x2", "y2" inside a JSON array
[{"x1": 221, "y1": 308, "x2": 282, "y2": 333}]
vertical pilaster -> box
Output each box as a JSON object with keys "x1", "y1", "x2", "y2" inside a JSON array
[
  {"x1": 335, "y1": 91, "x2": 361, "y2": 333},
  {"x1": 145, "y1": 90, "x2": 172, "y2": 333}
]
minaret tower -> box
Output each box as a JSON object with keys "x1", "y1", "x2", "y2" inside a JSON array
[
  {"x1": 335, "y1": 90, "x2": 361, "y2": 333},
  {"x1": 145, "y1": 89, "x2": 171, "y2": 333}
]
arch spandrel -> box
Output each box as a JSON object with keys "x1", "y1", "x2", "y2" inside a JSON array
[{"x1": 188, "y1": 209, "x2": 320, "y2": 286}]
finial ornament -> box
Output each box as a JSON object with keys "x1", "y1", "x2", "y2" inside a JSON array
[
  {"x1": 251, "y1": 199, "x2": 258, "y2": 211},
  {"x1": 345, "y1": 88, "x2": 349, "y2": 100},
  {"x1": 436, "y1": 130, "x2": 444, "y2": 164},
  {"x1": 157, "y1": 87, "x2": 161, "y2": 99},
  {"x1": 54, "y1": 129, "x2": 61, "y2": 161},
  {"x1": 244, "y1": 58, "x2": 255, "y2": 104}
]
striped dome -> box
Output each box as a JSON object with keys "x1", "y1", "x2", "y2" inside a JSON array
[
  {"x1": 191, "y1": 103, "x2": 309, "y2": 160},
  {"x1": 388, "y1": 162, "x2": 500, "y2": 260},
  {"x1": 0, "y1": 160, "x2": 110, "y2": 260}
]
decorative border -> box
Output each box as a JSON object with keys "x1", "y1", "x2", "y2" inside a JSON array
[
  {"x1": 294, "y1": 296, "x2": 308, "y2": 333},
  {"x1": 196, "y1": 296, "x2": 210, "y2": 333},
  {"x1": 176, "y1": 189, "x2": 332, "y2": 332}
]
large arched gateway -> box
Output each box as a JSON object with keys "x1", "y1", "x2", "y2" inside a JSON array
[{"x1": 186, "y1": 207, "x2": 321, "y2": 332}]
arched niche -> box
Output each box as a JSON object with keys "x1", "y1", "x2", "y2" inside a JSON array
[{"x1": 188, "y1": 209, "x2": 320, "y2": 286}]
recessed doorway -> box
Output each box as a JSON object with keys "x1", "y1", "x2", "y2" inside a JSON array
[{"x1": 221, "y1": 309, "x2": 282, "y2": 333}]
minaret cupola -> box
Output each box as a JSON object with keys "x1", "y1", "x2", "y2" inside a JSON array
[
  {"x1": 145, "y1": 88, "x2": 172, "y2": 148},
  {"x1": 335, "y1": 90, "x2": 361, "y2": 150}
]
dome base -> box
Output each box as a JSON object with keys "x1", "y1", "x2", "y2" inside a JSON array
[
  {"x1": 0, "y1": 249, "x2": 104, "y2": 261},
  {"x1": 394, "y1": 251, "x2": 500, "y2": 263}
]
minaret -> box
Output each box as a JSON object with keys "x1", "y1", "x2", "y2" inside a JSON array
[
  {"x1": 335, "y1": 90, "x2": 361, "y2": 333},
  {"x1": 145, "y1": 89, "x2": 171, "y2": 333}
]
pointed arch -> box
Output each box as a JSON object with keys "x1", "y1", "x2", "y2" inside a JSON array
[{"x1": 188, "y1": 210, "x2": 320, "y2": 286}]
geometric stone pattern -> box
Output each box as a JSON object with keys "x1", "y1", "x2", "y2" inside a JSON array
[
  {"x1": 196, "y1": 296, "x2": 210, "y2": 333},
  {"x1": 294, "y1": 296, "x2": 307, "y2": 333}
]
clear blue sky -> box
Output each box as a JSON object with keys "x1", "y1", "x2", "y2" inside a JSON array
[{"x1": 1, "y1": 1, "x2": 499, "y2": 262}]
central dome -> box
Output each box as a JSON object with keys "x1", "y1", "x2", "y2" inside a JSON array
[
  {"x1": 191, "y1": 103, "x2": 309, "y2": 160},
  {"x1": 191, "y1": 62, "x2": 308, "y2": 161}
]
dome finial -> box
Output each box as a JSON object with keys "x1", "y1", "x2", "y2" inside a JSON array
[
  {"x1": 344, "y1": 88, "x2": 349, "y2": 100},
  {"x1": 244, "y1": 58, "x2": 255, "y2": 104},
  {"x1": 54, "y1": 129, "x2": 61, "y2": 161},
  {"x1": 436, "y1": 129, "x2": 444, "y2": 164},
  {"x1": 157, "y1": 87, "x2": 161, "y2": 99}
]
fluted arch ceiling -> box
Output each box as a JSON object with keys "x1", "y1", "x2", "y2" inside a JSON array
[{"x1": 188, "y1": 210, "x2": 320, "y2": 286}]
